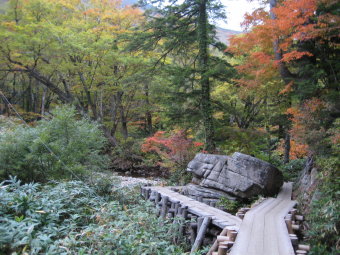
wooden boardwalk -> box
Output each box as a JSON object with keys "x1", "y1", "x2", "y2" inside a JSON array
[
  {"x1": 230, "y1": 182, "x2": 297, "y2": 255},
  {"x1": 144, "y1": 186, "x2": 242, "y2": 229}
]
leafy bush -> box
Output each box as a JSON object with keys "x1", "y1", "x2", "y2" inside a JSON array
[
  {"x1": 307, "y1": 157, "x2": 340, "y2": 254},
  {"x1": 217, "y1": 197, "x2": 241, "y2": 214},
  {"x1": 167, "y1": 167, "x2": 193, "y2": 186},
  {"x1": 0, "y1": 106, "x2": 108, "y2": 182},
  {"x1": 280, "y1": 158, "x2": 306, "y2": 182},
  {"x1": 0, "y1": 177, "x2": 189, "y2": 255}
]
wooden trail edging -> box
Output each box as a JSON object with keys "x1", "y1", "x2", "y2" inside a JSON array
[
  {"x1": 141, "y1": 183, "x2": 310, "y2": 255},
  {"x1": 141, "y1": 186, "x2": 242, "y2": 229},
  {"x1": 140, "y1": 186, "x2": 242, "y2": 252}
]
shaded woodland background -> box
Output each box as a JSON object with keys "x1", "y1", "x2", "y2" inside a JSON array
[{"x1": 0, "y1": 0, "x2": 339, "y2": 254}]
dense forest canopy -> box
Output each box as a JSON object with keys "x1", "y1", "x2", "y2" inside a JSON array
[{"x1": 0, "y1": 0, "x2": 339, "y2": 254}]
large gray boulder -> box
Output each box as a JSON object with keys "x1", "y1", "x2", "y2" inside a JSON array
[{"x1": 186, "y1": 152, "x2": 283, "y2": 199}]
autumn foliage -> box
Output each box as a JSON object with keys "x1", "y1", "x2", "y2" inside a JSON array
[
  {"x1": 141, "y1": 130, "x2": 204, "y2": 168},
  {"x1": 228, "y1": 0, "x2": 338, "y2": 91},
  {"x1": 286, "y1": 98, "x2": 336, "y2": 154},
  {"x1": 277, "y1": 139, "x2": 309, "y2": 160}
]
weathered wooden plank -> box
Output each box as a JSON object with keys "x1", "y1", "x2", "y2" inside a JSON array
[
  {"x1": 230, "y1": 183, "x2": 297, "y2": 255},
  {"x1": 160, "y1": 196, "x2": 169, "y2": 219},
  {"x1": 145, "y1": 186, "x2": 242, "y2": 230}
]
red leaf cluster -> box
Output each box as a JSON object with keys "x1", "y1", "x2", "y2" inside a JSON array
[{"x1": 141, "y1": 130, "x2": 204, "y2": 167}]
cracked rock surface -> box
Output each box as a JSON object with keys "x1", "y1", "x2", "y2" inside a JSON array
[{"x1": 185, "y1": 152, "x2": 283, "y2": 200}]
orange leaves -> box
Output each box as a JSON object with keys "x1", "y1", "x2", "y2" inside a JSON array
[
  {"x1": 273, "y1": 0, "x2": 317, "y2": 31},
  {"x1": 285, "y1": 98, "x2": 332, "y2": 153},
  {"x1": 81, "y1": 1, "x2": 143, "y2": 33},
  {"x1": 230, "y1": 0, "x2": 321, "y2": 65},
  {"x1": 277, "y1": 139, "x2": 309, "y2": 159},
  {"x1": 231, "y1": 48, "x2": 277, "y2": 89},
  {"x1": 271, "y1": 0, "x2": 318, "y2": 62},
  {"x1": 281, "y1": 50, "x2": 313, "y2": 62},
  {"x1": 141, "y1": 130, "x2": 204, "y2": 168},
  {"x1": 193, "y1": 142, "x2": 204, "y2": 147},
  {"x1": 241, "y1": 8, "x2": 269, "y2": 31},
  {"x1": 252, "y1": 52, "x2": 272, "y2": 65},
  {"x1": 279, "y1": 81, "x2": 294, "y2": 95},
  {"x1": 226, "y1": 0, "x2": 335, "y2": 93}
]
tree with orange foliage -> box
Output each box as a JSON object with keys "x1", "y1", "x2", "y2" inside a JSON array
[{"x1": 228, "y1": 0, "x2": 339, "y2": 162}]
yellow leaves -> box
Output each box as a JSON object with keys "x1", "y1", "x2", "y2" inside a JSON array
[
  {"x1": 54, "y1": 0, "x2": 80, "y2": 11},
  {"x1": 213, "y1": 111, "x2": 224, "y2": 120},
  {"x1": 2, "y1": 21, "x2": 17, "y2": 31},
  {"x1": 12, "y1": 64, "x2": 25, "y2": 70}
]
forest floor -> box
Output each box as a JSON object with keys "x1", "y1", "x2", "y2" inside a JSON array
[
  {"x1": 113, "y1": 173, "x2": 165, "y2": 187},
  {"x1": 94, "y1": 171, "x2": 165, "y2": 188}
]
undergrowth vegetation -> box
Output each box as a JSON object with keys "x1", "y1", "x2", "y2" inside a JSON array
[
  {"x1": 0, "y1": 177, "x2": 200, "y2": 255},
  {"x1": 0, "y1": 106, "x2": 108, "y2": 182},
  {"x1": 307, "y1": 157, "x2": 340, "y2": 255}
]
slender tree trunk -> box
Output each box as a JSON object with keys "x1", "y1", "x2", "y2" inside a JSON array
[
  {"x1": 31, "y1": 85, "x2": 37, "y2": 113},
  {"x1": 284, "y1": 132, "x2": 290, "y2": 163},
  {"x1": 270, "y1": 0, "x2": 292, "y2": 83},
  {"x1": 198, "y1": 0, "x2": 215, "y2": 152},
  {"x1": 108, "y1": 92, "x2": 123, "y2": 145},
  {"x1": 41, "y1": 87, "x2": 46, "y2": 116},
  {"x1": 13, "y1": 0, "x2": 20, "y2": 24},
  {"x1": 26, "y1": 77, "x2": 32, "y2": 112},
  {"x1": 270, "y1": 0, "x2": 291, "y2": 162},
  {"x1": 120, "y1": 105, "x2": 128, "y2": 139},
  {"x1": 103, "y1": 126, "x2": 118, "y2": 146},
  {"x1": 144, "y1": 82, "x2": 152, "y2": 134},
  {"x1": 99, "y1": 88, "x2": 103, "y2": 122},
  {"x1": 78, "y1": 72, "x2": 98, "y2": 120}
]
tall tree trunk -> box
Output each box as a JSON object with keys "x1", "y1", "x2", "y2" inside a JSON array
[
  {"x1": 284, "y1": 132, "x2": 291, "y2": 164},
  {"x1": 270, "y1": 0, "x2": 291, "y2": 162},
  {"x1": 108, "y1": 92, "x2": 123, "y2": 145},
  {"x1": 31, "y1": 85, "x2": 37, "y2": 113},
  {"x1": 41, "y1": 87, "x2": 46, "y2": 116},
  {"x1": 198, "y1": 0, "x2": 215, "y2": 152},
  {"x1": 270, "y1": 0, "x2": 294, "y2": 84},
  {"x1": 120, "y1": 105, "x2": 128, "y2": 139},
  {"x1": 144, "y1": 82, "x2": 152, "y2": 134},
  {"x1": 26, "y1": 77, "x2": 32, "y2": 112},
  {"x1": 78, "y1": 72, "x2": 98, "y2": 120},
  {"x1": 103, "y1": 126, "x2": 118, "y2": 146},
  {"x1": 99, "y1": 88, "x2": 103, "y2": 122}
]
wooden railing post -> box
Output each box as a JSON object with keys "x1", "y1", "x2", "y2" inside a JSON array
[{"x1": 191, "y1": 216, "x2": 212, "y2": 253}]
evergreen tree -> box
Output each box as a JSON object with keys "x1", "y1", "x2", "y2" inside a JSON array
[{"x1": 129, "y1": 0, "x2": 228, "y2": 151}]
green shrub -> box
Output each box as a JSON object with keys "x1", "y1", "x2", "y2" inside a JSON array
[
  {"x1": 281, "y1": 158, "x2": 306, "y2": 182},
  {"x1": 0, "y1": 177, "x2": 188, "y2": 255},
  {"x1": 217, "y1": 197, "x2": 242, "y2": 214},
  {"x1": 167, "y1": 167, "x2": 192, "y2": 186},
  {"x1": 306, "y1": 156, "x2": 340, "y2": 254},
  {"x1": 0, "y1": 106, "x2": 108, "y2": 182}
]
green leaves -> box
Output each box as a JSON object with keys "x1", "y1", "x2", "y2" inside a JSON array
[
  {"x1": 0, "y1": 105, "x2": 108, "y2": 182},
  {"x1": 0, "y1": 178, "x2": 188, "y2": 255}
]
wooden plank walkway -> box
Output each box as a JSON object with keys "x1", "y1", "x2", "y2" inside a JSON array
[
  {"x1": 230, "y1": 182, "x2": 297, "y2": 255},
  {"x1": 145, "y1": 186, "x2": 242, "y2": 230}
]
